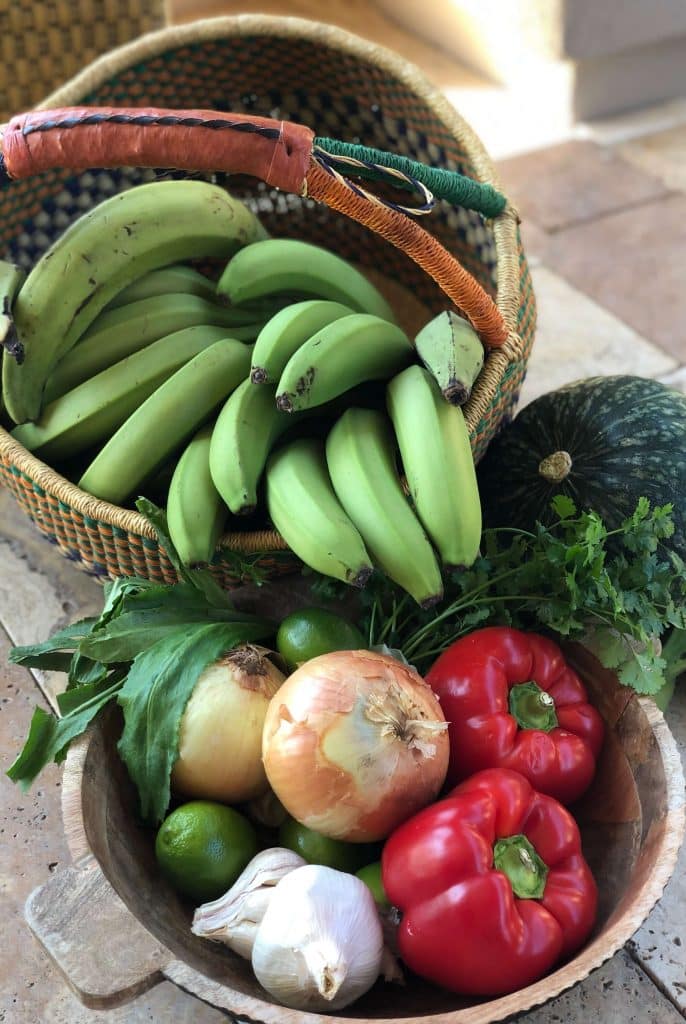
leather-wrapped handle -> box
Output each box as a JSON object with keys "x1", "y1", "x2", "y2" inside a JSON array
[
  {"x1": 0, "y1": 107, "x2": 314, "y2": 195},
  {"x1": 0, "y1": 104, "x2": 512, "y2": 352}
]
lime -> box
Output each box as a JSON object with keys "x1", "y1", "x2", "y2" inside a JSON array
[
  {"x1": 155, "y1": 800, "x2": 259, "y2": 904},
  {"x1": 276, "y1": 607, "x2": 365, "y2": 671},
  {"x1": 278, "y1": 817, "x2": 381, "y2": 873},
  {"x1": 356, "y1": 861, "x2": 390, "y2": 909}
]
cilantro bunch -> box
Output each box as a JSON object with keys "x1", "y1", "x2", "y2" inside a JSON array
[{"x1": 316, "y1": 496, "x2": 686, "y2": 694}]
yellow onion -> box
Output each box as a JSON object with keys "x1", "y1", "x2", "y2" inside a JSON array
[
  {"x1": 172, "y1": 646, "x2": 285, "y2": 804},
  {"x1": 261, "y1": 650, "x2": 449, "y2": 842}
]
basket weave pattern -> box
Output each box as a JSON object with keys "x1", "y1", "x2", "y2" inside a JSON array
[
  {"x1": 0, "y1": 0, "x2": 164, "y2": 122},
  {"x1": 0, "y1": 17, "x2": 536, "y2": 586}
]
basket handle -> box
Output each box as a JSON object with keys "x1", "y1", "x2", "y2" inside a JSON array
[
  {"x1": 0, "y1": 105, "x2": 513, "y2": 351},
  {"x1": 0, "y1": 106, "x2": 314, "y2": 195}
]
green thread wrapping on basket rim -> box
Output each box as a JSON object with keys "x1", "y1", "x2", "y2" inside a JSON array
[{"x1": 314, "y1": 137, "x2": 506, "y2": 218}]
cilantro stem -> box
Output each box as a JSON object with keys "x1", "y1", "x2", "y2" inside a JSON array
[
  {"x1": 488, "y1": 526, "x2": 538, "y2": 540},
  {"x1": 403, "y1": 594, "x2": 553, "y2": 660},
  {"x1": 377, "y1": 598, "x2": 397, "y2": 645},
  {"x1": 368, "y1": 599, "x2": 377, "y2": 648},
  {"x1": 402, "y1": 566, "x2": 527, "y2": 655}
]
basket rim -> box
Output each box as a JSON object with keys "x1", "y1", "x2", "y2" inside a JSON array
[
  {"x1": 38, "y1": 14, "x2": 503, "y2": 193},
  {"x1": 1, "y1": 13, "x2": 524, "y2": 557}
]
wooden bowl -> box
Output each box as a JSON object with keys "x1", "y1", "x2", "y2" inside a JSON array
[{"x1": 25, "y1": 644, "x2": 685, "y2": 1022}]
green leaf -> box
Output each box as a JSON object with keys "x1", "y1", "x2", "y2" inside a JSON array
[
  {"x1": 100, "y1": 576, "x2": 155, "y2": 622},
  {"x1": 117, "y1": 620, "x2": 273, "y2": 825},
  {"x1": 118, "y1": 582, "x2": 260, "y2": 622},
  {"x1": 78, "y1": 605, "x2": 269, "y2": 663},
  {"x1": 67, "y1": 653, "x2": 108, "y2": 690},
  {"x1": 582, "y1": 628, "x2": 631, "y2": 670},
  {"x1": 6, "y1": 676, "x2": 123, "y2": 791},
  {"x1": 551, "y1": 494, "x2": 577, "y2": 520},
  {"x1": 8, "y1": 618, "x2": 97, "y2": 666},
  {"x1": 136, "y1": 497, "x2": 233, "y2": 610},
  {"x1": 57, "y1": 670, "x2": 127, "y2": 715},
  {"x1": 617, "y1": 649, "x2": 666, "y2": 695},
  {"x1": 10, "y1": 652, "x2": 75, "y2": 672}
]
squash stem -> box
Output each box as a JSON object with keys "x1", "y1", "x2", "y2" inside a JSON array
[{"x1": 538, "y1": 450, "x2": 572, "y2": 483}]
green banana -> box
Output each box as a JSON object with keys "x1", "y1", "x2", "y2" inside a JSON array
[
  {"x1": 3, "y1": 179, "x2": 267, "y2": 425},
  {"x1": 275, "y1": 314, "x2": 412, "y2": 413},
  {"x1": 43, "y1": 294, "x2": 264, "y2": 403},
  {"x1": 326, "y1": 407, "x2": 444, "y2": 606},
  {"x1": 209, "y1": 378, "x2": 298, "y2": 515},
  {"x1": 12, "y1": 326, "x2": 231, "y2": 462},
  {"x1": 210, "y1": 378, "x2": 385, "y2": 515},
  {"x1": 105, "y1": 265, "x2": 216, "y2": 309},
  {"x1": 78, "y1": 339, "x2": 252, "y2": 505},
  {"x1": 250, "y1": 299, "x2": 353, "y2": 384},
  {"x1": 0, "y1": 260, "x2": 26, "y2": 421},
  {"x1": 217, "y1": 239, "x2": 396, "y2": 322},
  {"x1": 0, "y1": 259, "x2": 25, "y2": 354},
  {"x1": 265, "y1": 437, "x2": 373, "y2": 587},
  {"x1": 167, "y1": 424, "x2": 227, "y2": 566},
  {"x1": 415, "y1": 310, "x2": 485, "y2": 405},
  {"x1": 387, "y1": 365, "x2": 482, "y2": 569}
]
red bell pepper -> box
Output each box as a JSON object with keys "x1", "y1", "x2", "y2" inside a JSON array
[
  {"x1": 426, "y1": 626, "x2": 604, "y2": 804},
  {"x1": 382, "y1": 768, "x2": 597, "y2": 997}
]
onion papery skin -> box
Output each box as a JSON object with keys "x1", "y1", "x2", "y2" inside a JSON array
[
  {"x1": 172, "y1": 647, "x2": 285, "y2": 803},
  {"x1": 261, "y1": 650, "x2": 449, "y2": 842}
]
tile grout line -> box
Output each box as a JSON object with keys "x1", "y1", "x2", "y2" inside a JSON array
[
  {"x1": 532, "y1": 186, "x2": 680, "y2": 238},
  {"x1": 626, "y1": 941, "x2": 686, "y2": 1020}
]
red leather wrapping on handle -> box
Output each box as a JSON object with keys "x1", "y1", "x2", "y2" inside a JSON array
[{"x1": 1, "y1": 107, "x2": 314, "y2": 193}]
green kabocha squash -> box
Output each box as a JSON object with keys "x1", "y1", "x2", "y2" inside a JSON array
[{"x1": 477, "y1": 375, "x2": 686, "y2": 558}]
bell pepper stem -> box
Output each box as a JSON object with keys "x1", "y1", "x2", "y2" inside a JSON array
[
  {"x1": 493, "y1": 834, "x2": 548, "y2": 899},
  {"x1": 509, "y1": 681, "x2": 558, "y2": 732}
]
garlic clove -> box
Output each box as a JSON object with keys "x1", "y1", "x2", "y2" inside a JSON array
[
  {"x1": 251, "y1": 864, "x2": 384, "y2": 1012},
  {"x1": 191, "y1": 847, "x2": 305, "y2": 958}
]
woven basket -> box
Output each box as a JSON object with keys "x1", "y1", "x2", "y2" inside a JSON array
[
  {"x1": 0, "y1": 15, "x2": 536, "y2": 588},
  {"x1": 0, "y1": 0, "x2": 164, "y2": 122}
]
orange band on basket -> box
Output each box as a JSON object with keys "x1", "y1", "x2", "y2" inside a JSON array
[
  {"x1": 1, "y1": 107, "x2": 314, "y2": 195},
  {"x1": 305, "y1": 160, "x2": 509, "y2": 349}
]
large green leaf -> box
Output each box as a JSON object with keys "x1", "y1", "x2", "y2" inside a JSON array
[
  {"x1": 100, "y1": 575, "x2": 155, "y2": 621},
  {"x1": 6, "y1": 676, "x2": 123, "y2": 790},
  {"x1": 11, "y1": 652, "x2": 75, "y2": 673},
  {"x1": 8, "y1": 618, "x2": 98, "y2": 666},
  {"x1": 117, "y1": 620, "x2": 272, "y2": 825},
  {"x1": 67, "y1": 652, "x2": 109, "y2": 690},
  {"x1": 79, "y1": 606, "x2": 269, "y2": 663},
  {"x1": 118, "y1": 582, "x2": 259, "y2": 620}
]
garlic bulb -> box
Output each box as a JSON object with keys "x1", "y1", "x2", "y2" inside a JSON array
[
  {"x1": 251, "y1": 864, "x2": 384, "y2": 1011},
  {"x1": 191, "y1": 848, "x2": 305, "y2": 959}
]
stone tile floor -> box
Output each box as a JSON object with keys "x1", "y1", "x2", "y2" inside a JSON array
[{"x1": 2, "y1": 7, "x2": 686, "y2": 1022}]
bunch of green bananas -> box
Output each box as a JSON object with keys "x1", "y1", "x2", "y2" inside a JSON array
[{"x1": 2, "y1": 179, "x2": 486, "y2": 605}]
